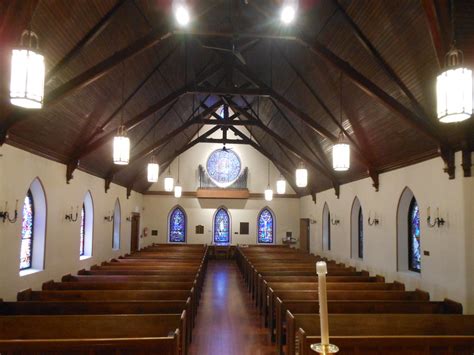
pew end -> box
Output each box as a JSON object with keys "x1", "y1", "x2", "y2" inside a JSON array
[
  {"x1": 17, "y1": 289, "x2": 33, "y2": 301},
  {"x1": 444, "y1": 298, "x2": 463, "y2": 314},
  {"x1": 61, "y1": 273, "x2": 74, "y2": 282},
  {"x1": 375, "y1": 274, "x2": 385, "y2": 282},
  {"x1": 77, "y1": 268, "x2": 87, "y2": 275},
  {"x1": 393, "y1": 280, "x2": 405, "y2": 290},
  {"x1": 42, "y1": 280, "x2": 55, "y2": 290},
  {"x1": 415, "y1": 288, "x2": 430, "y2": 300}
]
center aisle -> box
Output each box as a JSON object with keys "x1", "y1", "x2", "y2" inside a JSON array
[{"x1": 189, "y1": 260, "x2": 276, "y2": 355}]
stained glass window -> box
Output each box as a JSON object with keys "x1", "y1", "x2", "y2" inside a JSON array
[
  {"x1": 206, "y1": 149, "x2": 241, "y2": 188},
  {"x1": 80, "y1": 204, "x2": 85, "y2": 256},
  {"x1": 20, "y1": 190, "x2": 34, "y2": 270},
  {"x1": 214, "y1": 208, "x2": 230, "y2": 244},
  {"x1": 169, "y1": 207, "x2": 186, "y2": 243},
  {"x1": 408, "y1": 197, "x2": 421, "y2": 272},
  {"x1": 258, "y1": 208, "x2": 274, "y2": 244},
  {"x1": 358, "y1": 207, "x2": 363, "y2": 259}
]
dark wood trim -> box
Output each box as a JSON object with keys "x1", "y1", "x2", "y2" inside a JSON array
[
  {"x1": 421, "y1": 0, "x2": 450, "y2": 69},
  {"x1": 189, "y1": 87, "x2": 270, "y2": 97},
  {"x1": 144, "y1": 190, "x2": 299, "y2": 199},
  {"x1": 462, "y1": 149, "x2": 472, "y2": 178}
]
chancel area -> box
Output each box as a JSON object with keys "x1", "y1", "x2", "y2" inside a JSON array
[{"x1": 1, "y1": 0, "x2": 474, "y2": 354}]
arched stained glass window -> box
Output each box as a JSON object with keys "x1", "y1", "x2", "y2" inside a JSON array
[
  {"x1": 408, "y1": 197, "x2": 421, "y2": 272},
  {"x1": 258, "y1": 208, "x2": 274, "y2": 244},
  {"x1": 358, "y1": 207, "x2": 363, "y2": 259},
  {"x1": 80, "y1": 204, "x2": 85, "y2": 256},
  {"x1": 169, "y1": 206, "x2": 186, "y2": 243},
  {"x1": 214, "y1": 207, "x2": 230, "y2": 245},
  {"x1": 20, "y1": 190, "x2": 34, "y2": 270},
  {"x1": 112, "y1": 199, "x2": 121, "y2": 250}
]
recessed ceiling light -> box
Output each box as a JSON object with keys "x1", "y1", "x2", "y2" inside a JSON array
[
  {"x1": 175, "y1": 5, "x2": 190, "y2": 26},
  {"x1": 280, "y1": 5, "x2": 296, "y2": 24}
]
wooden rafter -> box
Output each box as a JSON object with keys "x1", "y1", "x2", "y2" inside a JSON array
[{"x1": 421, "y1": 0, "x2": 451, "y2": 68}]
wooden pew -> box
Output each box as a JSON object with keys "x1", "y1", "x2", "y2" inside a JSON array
[
  {"x1": 275, "y1": 298, "x2": 463, "y2": 354},
  {"x1": 0, "y1": 313, "x2": 186, "y2": 355},
  {"x1": 288, "y1": 313, "x2": 474, "y2": 355}
]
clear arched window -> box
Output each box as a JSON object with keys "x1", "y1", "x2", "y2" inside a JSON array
[
  {"x1": 408, "y1": 197, "x2": 421, "y2": 272},
  {"x1": 214, "y1": 207, "x2": 230, "y2": 245},
  {"x1": 322, "y1": 203, "x2": 331, "y2": 251},
  {"x1": 169, "y1": 206, "x2": 186, "y2": 243},
  {"x1": 112, "y1": 199, "x2": 121, "y2": 250},
  {"x1": 257, "y1": 208, "x2": 275, "y2": 244},
  {"x1": 20, "y1": 190, "x2": 34, "y2": 270},
  {"x1": 80, "y1": 204, "x2": 85, "y2": 256}
]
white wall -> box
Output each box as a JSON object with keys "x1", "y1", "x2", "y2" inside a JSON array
[
  {"x1": 301, "y1": 153, "x2": 474, "y2": 313},
  {"x1": 0, "y1": 144, "x2": 147, "y2": 301},
  {"x1": 142, "y1": 195, "x2": 300, "y2": 245}
]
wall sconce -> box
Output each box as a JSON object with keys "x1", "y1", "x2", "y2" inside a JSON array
[
  {"x1": 427, "y1": 207, "x2": 445, "y2": 228},
  {"x1": 104, "y1": 212, "x2": 113, "y2": 222},
  {"x1": 65, "y1": 206, "x2": 78, "y2": 222},
  {"x1": 0, "y1": 200, "x2": 18, "y2": 223},
  {"x1": 331, "y1": 218, "x2": 340, "y2": 225},
  {"x1": 368, "y1": 211, "x2": 379, "y2": 226},
  {"x1": 126, "y1": 213, "x2": 132, "y2": 222}
]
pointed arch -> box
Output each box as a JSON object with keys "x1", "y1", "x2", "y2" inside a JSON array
[
  {"x1": 112, "y1": 198, "x2": 121, "y2": 250},
  {"x1": 213, "y1": 206, "x2": 231, "y2": 245},
  {"x1": 80, "y1": 191, "x2": 94, "y2": 258},
  {"x1": 257, "y1": 207, "x2": 275, "y2": 244},
  {"x1": 168, "y1": 205, "x2": 187, "y2": 243},
  {"x1": 322, "y1": 202, "x2": 331, "y2": 251},
  {"x1": 20, "y1": 177, "x2": 47, "y2": 274},
  {"x1": 397, "y1": 187, "x2": 421, "y2": 272},
  {"x1": 350, "y1": 197, "x2": 363, "y2": 259}
]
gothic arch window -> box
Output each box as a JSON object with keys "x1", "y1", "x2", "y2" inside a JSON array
[
  {"x1": 20, "y1": 190, "x2": 34, "y2": 270},
  {"x1": 351, "y1": 197, "x2": 363, "y2": 259},
  {"x1": 80, "y1": 191, "x2": 94, "y2": 258},
  {"x1": 169, "y1": 206, "x2": 187, "y2": 243},
  {"x1": 257, "y1": 208, "x2": 275, "y2": 244},
  {"x1": 397, "y1": 187, "x2": 421, "y2": 273},
  {"x1": 19, "y1": 178, "x2": 47, "y2": 275},
  {"x1": 322, "y1": 203, "x2": 331, "y2": 251},
  {"x1": 408, "y1": 197, "x2": 421, "y2": 272},
  {"x1": 112, "y1": 199, "x2": 121, "y2": 250},
  {"x1": 213, "y1": 207, "x2": 231, "y2": 245}
]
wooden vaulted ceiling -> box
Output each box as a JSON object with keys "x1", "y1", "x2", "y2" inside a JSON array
[{"x1": 0, "y1": 0, "x2": 473, "y2": 197}]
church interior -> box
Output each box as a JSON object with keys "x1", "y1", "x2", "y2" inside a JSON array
[{"x1": 1, "y1": 0, "x2": 474, "y2": 353}]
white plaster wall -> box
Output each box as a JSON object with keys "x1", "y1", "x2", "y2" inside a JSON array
[
  {"x1": 149, "y1": 125, "x2": 296, "y2": 194},
  {"x1": 0, "y1": 144, "x2": 146, "y2": 301},
  {"x1": 142, "y1": 195, "x2": 300, "y2": 245},
  {"x1": 301, "y1": 153, "x2": 473, "y2": 313}
]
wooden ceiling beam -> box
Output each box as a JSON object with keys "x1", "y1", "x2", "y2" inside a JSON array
[
  {"x1": 46, "y1": 0, "x2": 128, "y2": 84},
  {"x1": 421, "y1": 0, "x2": 451, "y2": 68},
  {"x1": 333, "y1": 0, "x2": 428, "y2": 119},
  {"x1": 189, "y1": 87, "x2": 270, "y2": 97}
]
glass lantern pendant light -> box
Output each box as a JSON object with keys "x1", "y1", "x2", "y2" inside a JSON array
[
  {"x1": 276, "y1": 175, "x2": 286, "y2": 194},
  {"x1": 164, "y1": 165, "x2": 174, "y2": 192},
  {"x1": 437, "y1": 0, "x2": 472, "y2": 123},
  {"x1": 295, "y1": 162, "x2": 308, "y2": 188},
  {"x1": 10, "y1": 30, "x2": 45, "y2": 109},
  {"x1": 264, "y1": 160, "x2": 273, "y2": 201},
  {"x1": 113, "y1": 62, "x2": 130, "y2": 165},
  {"x1": 332, "y1": 73, "x2": 350, "y2": 171},
  {"x1": 174, "y1": 156, "x2": 182, "y2": 198},
  {"x1": 147, "y1": 156, "x2": 159, "y2": 183}
]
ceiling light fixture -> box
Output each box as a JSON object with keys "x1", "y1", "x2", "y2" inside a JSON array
[
  {"x1": 436, "y1": 1, "x2": 472, "y2": 123},
  {"x1": 174, "y1": 156, "x2": 182, "y2": 198},
  {"x1": 280, "y1": 1, "x2": 297, "y2": 25},
  {"x1": 295, "y1": 162, "x2": 308, "y2": 188},
  {"x1": 175, "y1": 3, "x2": 190, "y2": 27},
  {"x1": 164, "y1": 166, "x2": 174, "y2": 192},
  {"x1": 147, "y1": 156, "x2": 159, "y2": 183},
  {"x1": 332, "y1": 72, "x2": 350, "y2": 171},
  {"x1": 265, "y1": 160, "x2": 273, "y2": 201},
  {"x1": 10, "y1": 30, "x2": 45, "y2": 109},
  {"x1": 276, "y1": 175, "x2": 286, "y2": 194},
  {"x1": 113, "y1": 62, "x2": 130, "y2": 165}
]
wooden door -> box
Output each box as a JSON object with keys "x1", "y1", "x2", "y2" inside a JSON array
[
  {"x1": 299, "y1": 218, "x2": 310, "y2": 252},
  {"x1": 130, "y1": 213, "x2": 140, "y2": 253}
]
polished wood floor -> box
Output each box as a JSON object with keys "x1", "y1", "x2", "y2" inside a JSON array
[{"x1": 189, "y1": 260, "x2": 276, "y2": 355}]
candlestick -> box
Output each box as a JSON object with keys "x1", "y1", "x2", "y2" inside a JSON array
[{"x1": 316, "y1": 261, "x2": 329, "y2": 345}]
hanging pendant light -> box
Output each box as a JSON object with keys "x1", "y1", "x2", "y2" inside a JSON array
[
  {"x1": 147, "y1": 156, "x2": 159, "y2": 183},
  {"x1": 265, "y1": 160, "x2": 273, "y2": 201},
  {"x1": 332, "y1": 72, "x2": 350, "y2": 171},
  {"x1": 276, "y1": 175, "x2": 286, "y2": 194},
  {"x1": 437, "y1": 45, "x2": 472, "y2": 123},
  {"x1": 164, "y1": 166, "x2": 174, "y2": 192},
  {"x1": 174, "y1": 156, "x2": 182, "y2": 198},
  {"x1": 10, "y1": 30, "x2": 45, "y2": 109},
  {"x1": 437, "y1": 1, "x2": 472, "y2": 123},
  {"x1": 113, "y1": 62, "x2": 130, "y2": 165},
  {"x1": 295, "y1": 162, "x2": 308, "y2": 188}
]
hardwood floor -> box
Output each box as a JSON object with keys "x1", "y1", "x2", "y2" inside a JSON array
[{"x1": 189, "y1": 260, "x2": 276, "y2": 355}]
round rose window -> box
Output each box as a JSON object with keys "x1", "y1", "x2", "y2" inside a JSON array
[{"x1": 206, "y1": 149, "x2": 242, "y2": 188}]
